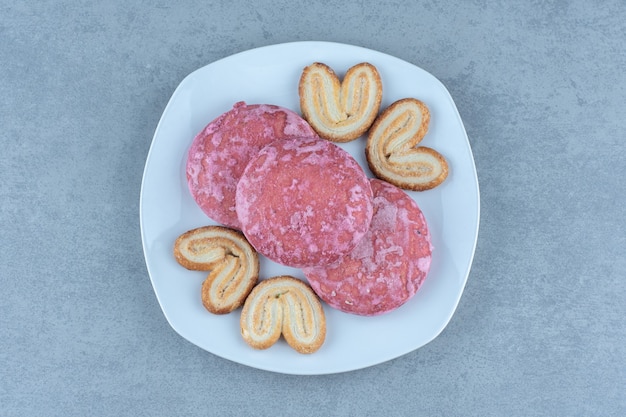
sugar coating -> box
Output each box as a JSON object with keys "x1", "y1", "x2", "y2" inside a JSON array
[
  {"x1": 186, "y1": 102, "x2": 316, "y2": 229},
  {"x1": 236, "y1": 137, "x2": 374, "y2": 268},
  {"x1": 303, "y1": 179, "x2": 433, "y2": 316}
]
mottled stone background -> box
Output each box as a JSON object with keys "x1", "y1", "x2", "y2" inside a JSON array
[{"x1": 1, "y1": 1, "x2": 624, "y2": 416}]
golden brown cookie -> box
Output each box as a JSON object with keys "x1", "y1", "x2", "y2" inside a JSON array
[
  {"x1": 366, "y1": 98, "x2": 448, "y2": 191},
  {"x1": 299, "y1": 62, "x2": 383, "y2": 142},
  {"x1": 240, "y1": 276, "x2": 326, "y2": 354},
  {"x1": 174, "y1": 226, "x2": 259, "y2": 314}
]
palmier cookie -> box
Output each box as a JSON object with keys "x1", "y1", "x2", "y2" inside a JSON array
[
  {"x1": 299, "y1": 62, "x2": 382, "y2": 142},
  {"x1": 366, "y1": 98, "x2": 448, "y2": 191},
  {"x1": 174, "y1": 226, "x2": 259, "y2": 314},
  {"x1": 240, "y1": 276, "x2": 326, "y2": 354}
]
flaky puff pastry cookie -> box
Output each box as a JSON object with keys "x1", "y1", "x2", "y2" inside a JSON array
[
  {"x1": 366, "y1": 98, "x2": 448, "y2": 191},
  {"x1": 240, "y1": 276, "x2": 326, "y2": 354},
  {"x1": 174, "y1": 226, "x2": 259, "y2": 314},
  {"x1": 299, "y1": 62, "x2": 382, "y2": 142}
]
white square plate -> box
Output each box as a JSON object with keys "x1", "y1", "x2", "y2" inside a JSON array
[{"x1": 140, "y1": 41, "x2": 480, "y2": 374}]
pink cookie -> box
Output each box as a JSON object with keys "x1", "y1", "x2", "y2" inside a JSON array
[
  {"x1": 186, "y1": 102, "x2": 316, "y2": 229},
  {"x1": 236, "y1": 136, "x2": 373, "y2": 268},
  {"x1": 303, "y1": 179, "x2": 432, "y2": 316}
]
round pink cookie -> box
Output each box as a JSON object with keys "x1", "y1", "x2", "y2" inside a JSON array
[
  {"x1": 235, "y1": 136, "x2": 373, "y2": 268},
  {"x1": 186, "y1": 102, "x2": 316, "y2": 229},
  {"x1": 303, "y1": 179, "x2": 433, "y2": 316}
]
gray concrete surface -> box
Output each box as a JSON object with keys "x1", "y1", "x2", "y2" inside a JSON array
[{"x1": 1, "y1": 1, "x2": 624, "y2": 416}]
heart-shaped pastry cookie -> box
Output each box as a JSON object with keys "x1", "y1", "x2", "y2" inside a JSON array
[
  {"x1": 366, "y1": 98, "x2": 448, "y2": 191},
  {"x1": 240, "y1": 275, "x2": 326, "y2": 354},
  {"x1": 299, "y1": 62, "x2": 383, "y2": 142},
  {"x1": 174, "y1": 226, "x2": 259, "y2": 314}
]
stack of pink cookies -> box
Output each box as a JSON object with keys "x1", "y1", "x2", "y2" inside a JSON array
[{"x1": 186, "y1": 102, "x2": 432, "y2": 316}]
